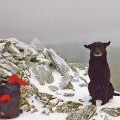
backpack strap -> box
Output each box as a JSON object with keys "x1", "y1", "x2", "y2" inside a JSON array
[{"x1": 8, "y1": 75, "x2": 28, "y2": 86}]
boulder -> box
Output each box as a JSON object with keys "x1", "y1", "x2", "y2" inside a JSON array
[
  {"x1": 48, "y1": 85, "x2": 59, "y2": 92},
  {"x1": 102, "y1": 107, "x2": 120, "y2": 117},
  {"x1": 43, "y1": 48, "x2": 74, "y2": 78},
  {"x1": 59, "y1": 76, "x2": 74, "y2": 89},
  {"x1": 66, "y1": 105, "x2": 96, "y2": 120},
  {"x1": 32, "y1": 65, "x2": 54, "y2": 85},
  {"x1": 57, "y1": 101, "x2": 82, "y2": 113}
]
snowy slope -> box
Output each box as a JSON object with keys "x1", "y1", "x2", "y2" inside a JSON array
[
  {"x1": 0, "y1": 38, "x2": 120, "y2": 120},
  {"x1": 15, "y1": 69, "x2": 120, "y2": 120}
]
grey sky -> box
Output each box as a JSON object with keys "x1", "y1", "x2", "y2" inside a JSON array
[{"x1": 0, "y1": 0, "x2": 120, "y2": 45}]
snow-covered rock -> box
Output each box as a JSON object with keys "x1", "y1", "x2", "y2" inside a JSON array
[
  {"x1": 59, "y1": 76, "x2": 74, "y2": 90},
  {"x1": 66, "y1": 105, "x2": 96, "y2": 120},
  {"x1": 48, "y1": 85, "x2": 59, "y2": 92},
  {"x1": 31, "y1": 64, "x2": 54, "y2": 85},
  {"x1": 43, "y1": 48, "x2": 74, "y2": 78}
]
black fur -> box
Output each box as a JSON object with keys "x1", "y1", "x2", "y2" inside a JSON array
[{"x1": 84, "y1": 41, "x2": 116, "y2": 105}]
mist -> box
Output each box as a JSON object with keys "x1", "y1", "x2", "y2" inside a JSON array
[{"x1": 0, "y1": 0, "x2": 120, "y2": 45}]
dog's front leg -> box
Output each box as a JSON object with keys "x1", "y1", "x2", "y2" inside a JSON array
[
  {"x1": 91, "y1": 99, "x2": 96, "y2": 105},
  {"x1": 88, "y1": 82, "x2": 96, "y2": 105},
  {"x1": 101, "y1": 83, "x2": 109, "y2": 105},
  {"x1": 101, "y1": 99, "x2": 109, "y2": 105},
  {"x1": 89, "y1": 98, "x2": 96, "y2": 105}
]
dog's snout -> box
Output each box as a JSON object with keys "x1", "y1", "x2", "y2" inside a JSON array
[
  {"x1": 95, "y1": 48, "x2": 101, "y2": 54},
  {"x1": 96, "y1": 51, "x2": 100, "y2": 54},
  {"x1": 93, "y1": 47, "x2": 103, "y2": 57}
]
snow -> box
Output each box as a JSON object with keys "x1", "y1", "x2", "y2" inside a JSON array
[
  {"x1": 13, "y1": 68, "x2": 120, "y2": 120},
  {"x1": 14, "y1": 112, "x2": 67, "y2": 120},
  {"x1": 1, "y1": 38, "x2": 120, "y2": 120}
]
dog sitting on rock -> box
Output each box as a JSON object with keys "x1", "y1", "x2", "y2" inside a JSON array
[{"x1": 84, "y1": 41, "x2": 119, "y2": 105}]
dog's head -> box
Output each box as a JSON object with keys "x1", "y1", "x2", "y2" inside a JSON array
[{"x1": 84, "y1": 41, "x2": 110, "y2": 57}]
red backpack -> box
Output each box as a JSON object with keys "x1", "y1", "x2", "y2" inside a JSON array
[{"x1": 0, "y1": 75, "x2": 27, "y2": 118}]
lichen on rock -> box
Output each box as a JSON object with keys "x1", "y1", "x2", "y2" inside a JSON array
[
  {"x1": 102, "y1": 107, "x2": 120, "y2": 117},
  {"x1": 56, "y1": 101, "x2": 83, "y2": 113},
  {"x1": 66, "y1": 105, "x2": 96, "y2": 120},
  {"x1": 59, "y1": 76, "x2": 74, "y2": 90},
  {"x1": 31, "y1": 64, "x2": 54, "y2": 85}
]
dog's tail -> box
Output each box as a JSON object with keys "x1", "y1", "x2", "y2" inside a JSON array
[{"x1": 114, "y1": 92, "x2": 120, "y2": 96}]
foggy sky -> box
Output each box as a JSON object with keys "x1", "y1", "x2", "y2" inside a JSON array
[{"x1": 0, "y1": 0, "x2": 120, "y2": 45}]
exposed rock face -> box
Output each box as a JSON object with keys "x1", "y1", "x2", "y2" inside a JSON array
[
  {"x1": 56, "y1": 101, "x2": 83, "y2": 113},
  {"x1": 0, "y1": 38, "x2": 75, "y2": 83},
  {"x1": 66, "y1": 105, "x2": 96, "y2": 120},
  {"x1": 31, "y1": 65, "x2": 54, "y2": 85},
  {"x1": 43, "y1": 48, "x2": 74, "y2": 78},
  {"x1": 48, "y1": 85, "x2": 59, "y2": 92},
  {"x1": 102, "y1": 107, "x2": 120, "y2": 117},
  {"x1": 66, "y1": 109, "x2": 84, "y2": 120},
  {"x1": 59, "y1": 76, "x2": 74, "y2": 90},
  {"x1": 63, "y1": 93, "x2": 74, "y2": 97}
]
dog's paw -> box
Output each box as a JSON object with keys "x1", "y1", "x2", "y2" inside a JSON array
[
  {"x1": 101, "y1": 100, "x2": 108, "y2": 105},
  {"x1": 92, "y1": 101, "x2": 96, "y2": 105},
  {"x1": 90, "y1": 99, "x2": 96, "y2": 105},
  {"x1": 19, "y1": 109, "x2": 23, "y2": 113}
]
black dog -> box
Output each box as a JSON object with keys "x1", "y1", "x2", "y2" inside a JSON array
[{"x1": 84, "y1": 41, "x2": 119, "y2": 105}]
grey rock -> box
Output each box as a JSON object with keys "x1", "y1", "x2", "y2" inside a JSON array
[
  {"x1": 102, "y1": 107, "x2": 120, "y2": 117},
  {"x1": 59, "y1": 76, "x2": 74, "y2": 89},
  {"x1": 79, "y1": 76, "x2": 88, "y2": 86},
  {"x1": 57, "y1": 101, "x2": 82, "y2": 113},
  {"x1": 79, "y1": 84, "x2": 87, "y2": 87},
  {"x1": 72, "y1": 79, "x2": 79, "y2": 82},
  {"x1": 2, "y1": 41, "x2": 21, "y2": 54},
  {"x1": 63, "y1": 93, "x2": 74, "y2": 97},
  {"x1": 66, "y1": 105, "x2": 96, "y2": 120},
  {"x1": 32, "y1": 65, "x2": 54, "y2": 85},
  {"x1": 66, "y1": 109, "x2": 84, "y2": 120},
  {"x1": 44, "y1": 48, "x2": 74, "y2": 78},
  {"x1": 0, "y1": 58, "x2": 20, "y2": 72},
  {"x1": 48, "y1": 85, "x2": 59, "y2": 92}
]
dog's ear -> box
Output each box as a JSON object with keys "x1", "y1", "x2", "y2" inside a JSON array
[
  {"x1": 104, "y1": 41, "x2": 111, "y2": 47},
  {"x1": 84, "y1": 45, "x2": 90, "y2": 49}
]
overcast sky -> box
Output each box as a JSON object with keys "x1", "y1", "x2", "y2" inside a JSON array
[{"x1": 0, "y1": 0, "x2": 120, "y2": 45}]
